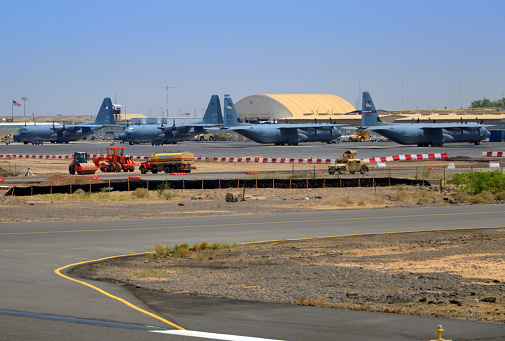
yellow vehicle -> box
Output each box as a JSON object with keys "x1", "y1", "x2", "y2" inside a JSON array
[
  {"x1": 193, "y1": 133, "x2": 214, "y2": 141},
  {"x1": 351, "y1": 133, "x2": 371, "y2": 142},
  {"x1": 140, "y1": 152, "x2": 194, "y2": 174},
  {"x1": 328, "y1": 150, "x2": 369, "y2": 175}
]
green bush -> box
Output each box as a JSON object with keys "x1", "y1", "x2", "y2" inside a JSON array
[{"x1": 448, "y1": 171, "x2": 505, "y2": 195}]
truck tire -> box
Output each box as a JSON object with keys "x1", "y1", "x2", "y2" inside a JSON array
[
  {"x1": 115, "y1": 164, "x2": 121, "y2": 172},
  {"x1": 209, "y1": 136, "x2": 214, "y2": 141},
  {"x1": 69, "y1": 164, "x2": 75, "y2": 175},
  {"x1": 164, "y1": 165, "x2": 171, "y2": 173},
  {"x1": 199, "y1": 136, "x2": 205, "y2": 141},
  {"x1": 129, "y1": 167, "x2": 134, "y2": 172},
  {"x1": 337, "y1": 167, "x2": 345, "y2": 174},
  {"x1": 360, "y1": 166, "x2": 368, "y2": 174},
  {"x1": 140, "y1": 166, "x2": 146, "y2": 174},
  {"x1": 152, "y1": 167, "x2": 158, "y2": 174},
  {"x1": 328, "y1": 167, "x2": 335, "y2": 175}
]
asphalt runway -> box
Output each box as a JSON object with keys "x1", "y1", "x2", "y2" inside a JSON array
[
  {"x1": 1, "y1": 206, "x2": 505, "y2": 340},
  {"x1": 2, "y1": 140, "x2": 505, "y2": 159}
]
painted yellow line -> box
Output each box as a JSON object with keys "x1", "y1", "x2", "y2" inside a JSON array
[
  {"x1": 4, "y1": 210, "x2": 505, "y2": 236},
  {"x1": 242, "y1": 226, "x2": 505, "y2": 245},
  {"x1": 54, "y1": 253, "x2": 185, "y2": 330}
]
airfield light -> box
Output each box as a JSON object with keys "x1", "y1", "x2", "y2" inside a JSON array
[{"x1": 21, "y1": 97, "x2": 28, "y2": 116}]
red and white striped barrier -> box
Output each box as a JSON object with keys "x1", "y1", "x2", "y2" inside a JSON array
[
  {"x1": 196, "y1": 156, "x2": 336, "y2": 164},
  {"x1": 361, "y1": 153, "x2": 448, "y2": 163},
  {"x1": 0, "y1": 154, "x2": 73, "y2": 159},
  {"x1": 483, "y1": 151, "x2": 505, "y2": 157},
  {"x1": 170, "y1": 172, "x2": 188, "y2": 175},
  {"x1": 82, "y1": 175, "x2": 100, "y2": 179},
  {"x1": 128, "y1": 176, "x2": 142, "y2": 180},
  {"x1": 0, "y1": 152, "x2": 449, "y2": 164}
]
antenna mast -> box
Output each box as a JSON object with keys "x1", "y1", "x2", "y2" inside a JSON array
[{"x1": 157, "y1": 85, "x2": 178, "y2": 119}]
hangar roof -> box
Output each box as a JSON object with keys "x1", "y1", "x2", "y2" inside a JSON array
[
  {"x1": 263, "y1": 94, "x2": 355, "y2": 116},
  {"x1": 236, "y1": 94, "x2": 355, "y2": 120}
]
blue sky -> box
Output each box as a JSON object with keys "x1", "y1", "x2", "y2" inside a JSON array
[{"x1": 1, "y1": 0, "x2": 504, "y2": 118}]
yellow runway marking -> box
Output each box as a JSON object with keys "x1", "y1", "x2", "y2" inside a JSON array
[
  {"x1": 3, "y1": 210, "x2": 505, "y2": 236},
  {"x1": 54, "y1": 254, "x2": 185, "y2": 330}
]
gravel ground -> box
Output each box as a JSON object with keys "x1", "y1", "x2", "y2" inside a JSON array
[{"x1": 70, "y1": 228, "x2": 505, "y2": 323}]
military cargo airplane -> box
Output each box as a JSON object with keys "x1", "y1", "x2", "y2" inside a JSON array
[
  {"x1": 13, "y1": 97, "x2": 116, "y2": 144},
  {"x1": 223, "y1": 94, "x2": 349, "y2": 145},
  {"x1": 360, "y1": 91, "x2": 492, "y2": 147},
  {"x1": 118, "y1": 94, "x2": 223, "y2": 145}
]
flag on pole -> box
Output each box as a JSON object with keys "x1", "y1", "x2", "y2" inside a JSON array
[{"x1": 12, "y1": 100, "x2": 21, "y2": 107}]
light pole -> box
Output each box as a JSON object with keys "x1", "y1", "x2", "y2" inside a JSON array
[{"x1": 21, "y1": 97, "x2": 28, "y2": 116}]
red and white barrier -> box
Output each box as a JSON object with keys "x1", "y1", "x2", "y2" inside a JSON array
[
  {"x1": 483, "y1": 151, "x2": 505, "y2": 157},
  {"x1": 81, "y1": 175, "x2": 100, "y2": 179},
  {"x1": 170, "y1": 172, "x2": 188, "y2": 175},
  {"x1": 361, "y1": 153, "x2": 448, "y2": 163},
  {"x1": 0, "y1": 152, "x2": 449, "y2": 164}
]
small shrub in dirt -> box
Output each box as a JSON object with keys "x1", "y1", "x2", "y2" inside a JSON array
[
  {"x1": 471, "y1": 191, "x2": 495, "y2": 204},
  {"x1": 0, "y1": 196, "x2": 27, "y2": 205},
  {"x1": 132, "y1": 188, "x2": 150, "y2": 199},
  {"x1": 415, "y1": 190, "x2": 444, "y2": 204},
  {"x1": 391, "y1": 189, "x2": 410, "y2": 202}
]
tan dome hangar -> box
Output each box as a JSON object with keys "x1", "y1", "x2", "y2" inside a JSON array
[{"x1": 235, "y1": 94, "x2": 356, "y2": 121}]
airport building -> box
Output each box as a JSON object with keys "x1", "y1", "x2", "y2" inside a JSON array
[{"x1": 235, "y1": 94, "x2": 359, "y2": 124}]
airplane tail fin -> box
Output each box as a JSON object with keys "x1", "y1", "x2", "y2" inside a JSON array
[
  {"x1": 93, "y1": 98, "x2": 115, "y2": 125},
  {"x1": 201, "y1": 95, "x2": 223, "y2": 125},
  {"x1": 223, "y1": 94, "x2": 244, "y2": 128},
  {"x1": 361, "y1": 91, "x2": 384, "y2": 127}
]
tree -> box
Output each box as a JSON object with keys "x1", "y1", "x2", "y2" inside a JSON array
[{"x1": 470, "y1": 97, "x2": 505, "y2": 108}]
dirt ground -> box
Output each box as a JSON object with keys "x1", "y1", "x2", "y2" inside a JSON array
[
  {"x1": 2, "y1": 157, "x2": 505, "y2": 323},
  {"x1": 71, "y1": 228, "x2": 505, "y2": 323}
]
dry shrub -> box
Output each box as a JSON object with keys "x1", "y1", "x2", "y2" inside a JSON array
[
  {"x1": 391, "y1": 190, "x2": 410, "y2": 202},
  {"x1": 132, "y1": 187, "x2": 150, "y2": 199},
  {"x1": 472, "y1": 191, "x2": 495, "y2": 204},
  {"x1": 0, "y1": 196, "x2": 27, "y2": 205},
  {"x1": 415, "y1": 190, "x2": 443, "y2": 204},
  {"x1": 199, "y1": 242, "x2": 209, "y2": 250}
]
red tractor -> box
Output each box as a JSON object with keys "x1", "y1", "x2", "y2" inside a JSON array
[{"x1": 93, "y1": 147, "x2": 135, "y2": 172}]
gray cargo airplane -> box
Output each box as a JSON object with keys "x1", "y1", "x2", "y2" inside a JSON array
[
  {"x1": 13, "y1": 97, "x2": 116, "y2": 144},
  {"x1": 361, "y1": 91, "x2": 492, "y2": 146},
  {"x1": 118, "y1": 94, "x2": 223, "y2": 145},
  {"x1": 223, "y1": 94, "x2": 348, "y2": 145}
]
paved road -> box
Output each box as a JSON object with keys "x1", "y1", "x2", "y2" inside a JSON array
[
  {"x1": 1, "y1": 205, "x2": 505, "y2": 340},
  {"x1": 3, "y1": 140, "x2": 505, "y2": 159}
]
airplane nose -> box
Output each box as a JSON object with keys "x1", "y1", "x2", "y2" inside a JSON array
[
  {"x1": 13, "y1": 133, "x2": 20, "y2": 142},
  {"x1": 118, "y1": 133, "x2": 126, "y2": 140}
]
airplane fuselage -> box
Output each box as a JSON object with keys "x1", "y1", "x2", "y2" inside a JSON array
[
  {"x1": 13, "y1": 125, "x2": 97, "y2": 144},
  {"x1": 233, "y1": 125, "x2": 341, "y2": 145},
  {"x1": 370, "y1": 123, "x2": 490, "y2": 146},
  {"x1": 118, "y1": 125, "x2": 193, "y2": 145}
]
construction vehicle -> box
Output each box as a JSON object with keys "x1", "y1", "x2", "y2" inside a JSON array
[
  {"x1": 69, "y1": 152, "x2": 98, "y2": 175},
  {"x1": 139, "y1": 152, "x2": 194, "y2": 174},
  {"x1": 93, "y1": 147, "x2": 136, "y2": 172},
  {"x1": 328, "y1": 150, "x2": 369, "y2": 175}
]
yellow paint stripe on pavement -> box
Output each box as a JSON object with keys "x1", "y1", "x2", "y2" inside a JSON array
[
  {"x1": 4, "y1": 210, "x2": 505, "y2": 236},
  {"x1": 54, "y1": 254, "x2": 185, "y2": 330}
]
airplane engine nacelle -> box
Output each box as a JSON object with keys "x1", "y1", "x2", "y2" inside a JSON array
[
  {"x1": 298, "y1": 133, "x2": 308, "y2": 142},
  {"x1": 443, "y1": 134, "x2": 455, "y2": 143},
  {"x1": 331, "y1": 128, "x2": 342, "y2": 139}
]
